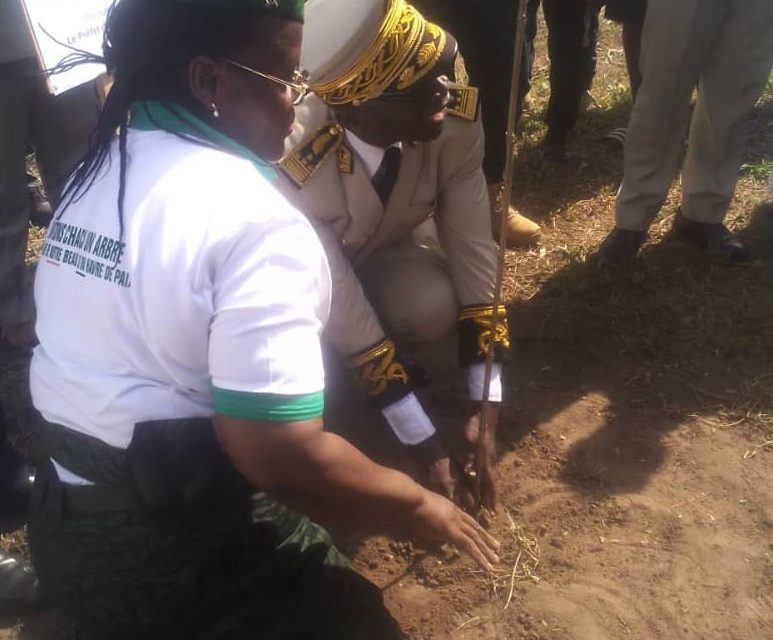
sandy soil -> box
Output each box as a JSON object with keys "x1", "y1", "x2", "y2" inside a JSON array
[{"x1": 351, "y1": 349, "x2": 773, "y2": 640}]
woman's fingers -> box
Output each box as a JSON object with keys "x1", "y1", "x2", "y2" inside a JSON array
[
  {"x1": 463, "y1": 512, "x2": 500, "y2": 550},
  {"x1": 460, "y1": 522, "x2": 500, "y2": 565},
  {"x1": 456, "y1": 512, "x2": 500, "y2": 567},
  {"x1": 455, "y1": 532, "x2": 496, "y2": 572}
]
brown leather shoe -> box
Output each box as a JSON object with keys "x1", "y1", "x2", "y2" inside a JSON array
[{"x1": 488, "y1": 182, "x2": 541, "y2": 249}]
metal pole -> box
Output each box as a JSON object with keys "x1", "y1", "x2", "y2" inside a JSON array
[{"x1": 476, "y1": 0, "x2": 530, "y2": 506}]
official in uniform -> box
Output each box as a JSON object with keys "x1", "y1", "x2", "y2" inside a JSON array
[
  {"x1": 597, "y1": 0, "x2": 773, "y2": 263},
  {"x1": 277, "y1": 0, "x2": 511, "y2": 510},
  {"x1": 27, "y1": 1, "x2": 498, "y2": 638}
]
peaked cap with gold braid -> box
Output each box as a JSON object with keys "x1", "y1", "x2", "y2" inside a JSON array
[
  {"x1": 280, "y1": 0, "x2": 480, "y2": 187},
  {"x1": 302, "y1": 0, "x2": 451, "y2": 105}
]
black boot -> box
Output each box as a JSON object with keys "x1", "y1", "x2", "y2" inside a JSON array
[
  {"x1": 672, "y1": 212, "x2": 751, "y2": 262},
  {"x1": 596, "y1": 228, "x2": 646, "y2": 265},
  {"x1": 0, "y1": 549, "x2": 44, "y2": 612},
  {"x1": 26, "y1": 172, "x2": 52, "y2": 228},
  {"x1": 541, "y1": 132, "x2": 570, "y2": 165}
]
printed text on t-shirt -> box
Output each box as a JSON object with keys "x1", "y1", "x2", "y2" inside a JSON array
[{"x1": 42, "y1": 221, "x2": 132, "y2": 288}]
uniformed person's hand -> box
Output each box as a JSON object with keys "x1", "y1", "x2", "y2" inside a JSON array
[
  {"x1": 408, "y1": 434, "x2": 458, "y2": 501},
  {"x1": 410, "y1": 489, "x2": 500, "y2": 572},
  {"x1": 457, "y1": 403, "x2": 499, "y2": 512}
]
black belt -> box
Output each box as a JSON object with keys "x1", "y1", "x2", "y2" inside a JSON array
[{"x1": 45, "y1": 418, "x2": 252, "y2": 515}]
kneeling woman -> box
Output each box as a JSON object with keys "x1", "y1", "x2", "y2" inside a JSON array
[{"x1": 28, "y1": 0, "x2": 498, "y2": 638}]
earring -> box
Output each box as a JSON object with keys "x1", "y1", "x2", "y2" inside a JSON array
[{"x1": 211, "y1": 102, "x2": 220, "y2": 119}]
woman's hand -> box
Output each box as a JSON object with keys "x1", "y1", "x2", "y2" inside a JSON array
[{"x1": 410, "y1": 489, "x2": 500, "y2": 572}]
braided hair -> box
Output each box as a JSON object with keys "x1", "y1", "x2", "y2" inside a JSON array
[{"x1": 57, "y1": 0, "x2": 277, "y2": 241}]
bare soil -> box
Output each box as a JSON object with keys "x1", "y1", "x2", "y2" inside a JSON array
[{"x1": 2, "y1": 14, "x2": 772, "y2": 640}]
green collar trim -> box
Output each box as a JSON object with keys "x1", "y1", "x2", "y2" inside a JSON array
[{"x1": 128, "y1": 101, "x2": 277, "y2": 181}]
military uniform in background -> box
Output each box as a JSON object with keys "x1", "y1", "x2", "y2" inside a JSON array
[{"x1": 598, "y1": 0, "x2": 773, "y2": 263}]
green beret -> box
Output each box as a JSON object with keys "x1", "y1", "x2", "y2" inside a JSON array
[{"x1": 172, "y1": 0, "x2": 304, "y2": 22}]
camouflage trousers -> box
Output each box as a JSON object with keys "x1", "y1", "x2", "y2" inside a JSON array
[{"x1": 28, "y1": 425, "x2": 403, "y2": 640}]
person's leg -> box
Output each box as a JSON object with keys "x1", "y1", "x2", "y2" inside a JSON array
[
  {"x1": 580, "y1": 3, "x2": 599, "y2": 96},
  {"x1": 600, "y1": 0, "x2": 645, "y2": 151},
  {"x1": 30, "y1": 461, "x2": 402, "y2": 640},
  {"x1": 28, "y1": 75, "x2": 101, "y2": 208},
  {"x1": 0, "y1": 58, "x2": 37, "y2": 341},
  {"x1": 606, "y1": 0, "x2": 645, "y2": 102},
  {"x1": 0, "y1": 404, "x2": 42, "y2": 612},
  {"x1": 680, "y1": 0, "x2": 773, "y2": 226},
  {"x1": 415, "y1": 0, "x2": 536, "y2": 186},
  {"x1": 357, "y1": 224, "x2": 458, "y2": 345},
  {"x1": 613, "y1": 0, "x2": 725, "y2": 232},
  {"x1": 622, "y1": 21, "x2": 643, "y2": 101},
  {"x1": 0, "y1": 404, "x2": 24, "y2": 496},
  {"x1": 477, "y1": 0, "x2": 539, "y2": 184},
  {"x1": 412, "y1": 1, "x2": 542, "y2": 246},
  {"x1": 542, "y1": 0, "x2": 596, "y2": 151}
]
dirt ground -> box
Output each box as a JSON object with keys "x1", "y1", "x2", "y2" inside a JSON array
[{"x1": 2, "y1": 14, "x2": 772, "y2": 640}]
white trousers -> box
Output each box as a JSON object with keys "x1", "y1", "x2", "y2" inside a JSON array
[{"x1": 615, "y1": 0, "x2": 773, "y2": 231}]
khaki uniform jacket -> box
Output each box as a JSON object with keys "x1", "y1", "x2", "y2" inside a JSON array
[{"x1": 276, "y1": 94, "x2": 498, "y2": 358}]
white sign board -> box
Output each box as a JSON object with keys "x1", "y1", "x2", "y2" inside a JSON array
[{"x1": 20, "y1": 0, "x2": 111, "y2": 95}]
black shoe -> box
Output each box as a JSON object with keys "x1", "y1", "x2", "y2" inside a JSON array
[
  {"x1": 672, "y1": 212, "x2": 752, "y2": 262},
  {"x1": 596, "y1": 228, "x2": 646, "y2": 265},
  {"x1": 0, "y1": 549, "x2": 44, "y2": 612},
  {"x1": 26, "y1": 173, "x2": 52, "y2": 227},
  {"x1": 542, "y1": 139, "x2": 569, "y2": 164}
]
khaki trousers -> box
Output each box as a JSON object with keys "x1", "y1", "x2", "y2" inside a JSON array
[
  {"x1": 357, "y1": 220, "x2": 459, "y2": 346},
  {"x1": 615, "y1": 0, "x2": 773, "y2": 231},
  {"x1": 0, "y1": 58, "x2": 100, "y2": 329}
]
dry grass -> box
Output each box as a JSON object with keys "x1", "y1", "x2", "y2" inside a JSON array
[
  {"x1": 500, "y1": 18, "x2": 773, "y2": 449},
  {"x1": 497, "y1": 511, "x2": 541, "y2": 609}
]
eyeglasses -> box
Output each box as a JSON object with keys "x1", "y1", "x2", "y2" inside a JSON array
[{"x1": 224, "y1": 59, "x2": 309, "y2": 106}]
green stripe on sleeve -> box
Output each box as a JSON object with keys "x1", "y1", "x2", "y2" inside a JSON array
[{"x1": 213, "y1": 388, "x2": 324, "y2": 422}]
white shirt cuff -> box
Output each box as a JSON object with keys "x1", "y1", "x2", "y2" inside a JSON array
[
  {"x1": 467, "y1": 363, "x2": 503, "y2": 402},
  {"x1": 381, "y1": 392, "x2": 436, "y2": 445}
]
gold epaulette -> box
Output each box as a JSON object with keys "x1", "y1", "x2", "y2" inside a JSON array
[
  {"x1": 278, "y1": 121, "x2": 345, "y2": 188},
  {"x1": 447, "y1": 83, "x2": 480, "y2": 122}
]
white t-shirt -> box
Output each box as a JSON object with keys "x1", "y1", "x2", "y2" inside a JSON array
[{"x1": 31, "y1": 129, "x2": 331, "y2": 460}]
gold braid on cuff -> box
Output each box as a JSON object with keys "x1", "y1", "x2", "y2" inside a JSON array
[
  {"x1": 458, "y1": 304, "x2": 511, "y2": 357},
  {"x1": 348, "y1": 338, "x2": 410, "y2": 398},
  {"x1": 311, "y1": 0, "x2": 447, "y2": 105}
]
